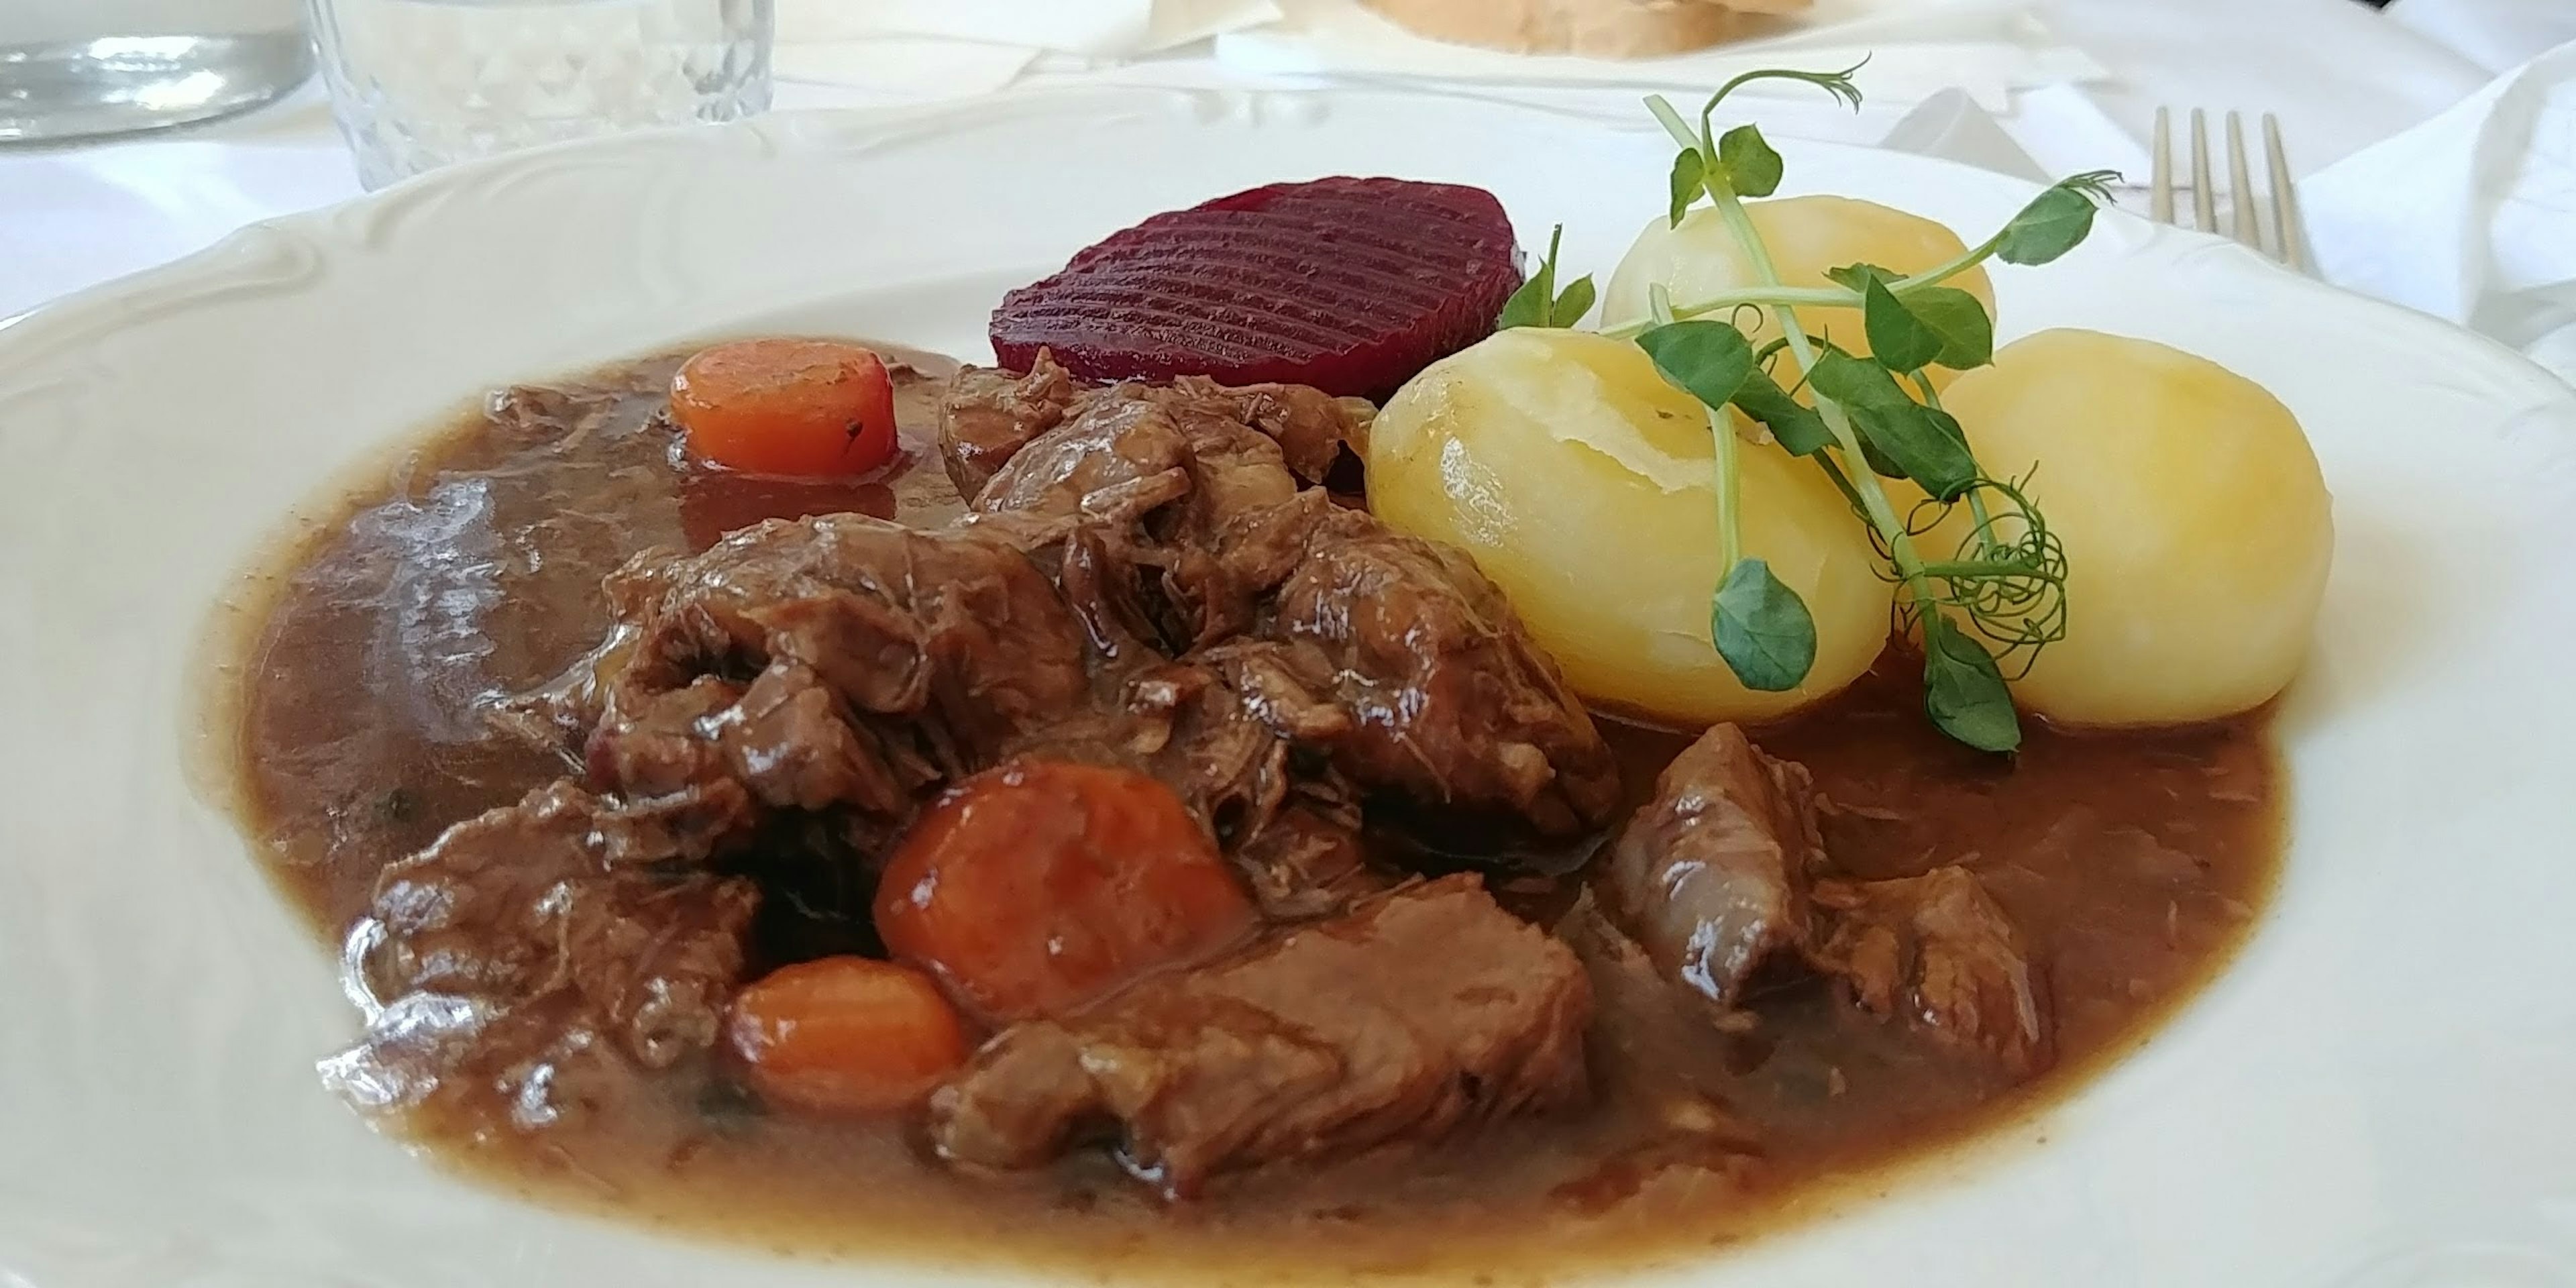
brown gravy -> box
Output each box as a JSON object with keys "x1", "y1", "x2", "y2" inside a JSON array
[{"x1": 219, "y1": 347, "x2": 2283, "y2": 1283}]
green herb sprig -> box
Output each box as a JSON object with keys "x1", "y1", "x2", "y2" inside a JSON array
[
  {"x1": 1499, "y1": 64, "x2": 2115, "y2": 753},
  {"x1": 1497, "y1": 225, "x2": 1596, "y2": 329}
]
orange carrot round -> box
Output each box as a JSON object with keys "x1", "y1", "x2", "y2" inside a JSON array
[
  {"x1": 671, "y1": 338, "x2": 898, "y2": 476},
  {"x1": 875, "y1": 760, "x2": 1257, "y2": 1024},
  {"x1": 724, "y1": 956, "x2": 969, "y2": 1116}
]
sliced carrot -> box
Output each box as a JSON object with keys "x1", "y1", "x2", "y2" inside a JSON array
[
  {"x1": 875, "y1": 760, "x2": 1258, "y2": 1024},
  {"x1": 671, "y1": 338, "x2": 898, "y2": 477},
  {"x1": 724, "y1": 956, "x2": 969, "y2": 1116}
]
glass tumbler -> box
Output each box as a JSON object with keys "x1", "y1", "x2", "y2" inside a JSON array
[
  {"x1": 1, "y1": 0, "x2": 312, "y2": 142},
  {"x1": 306, "y1": 0, "x2": 771, "y2": 189}
]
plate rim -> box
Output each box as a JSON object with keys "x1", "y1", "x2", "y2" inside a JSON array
[{"x1": 5, "y1": 84, "x2": 2572, "y2": 419}]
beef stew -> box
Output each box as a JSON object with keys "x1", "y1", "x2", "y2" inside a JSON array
[{"x1": 217, "y1": 345, "x2": 2281, "y2": 1282}]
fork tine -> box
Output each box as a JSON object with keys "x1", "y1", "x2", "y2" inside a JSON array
[
  {"x1": 2189, "y1": 109, "x2": 2216, "y2": 233},
  {"x1": 2263, "y1": 113, "x2": 2308, "y2": 274},
  {"x1": 2150, "y1": 107, "x2": 2174, "y2": 224},
  {"x1": 2224, "y1": 112, "x2": 2263, "y2": 252}
]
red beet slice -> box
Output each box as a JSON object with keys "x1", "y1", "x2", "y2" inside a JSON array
[{"x1": 989, "y1": 176, "x2": 1523, "y2": 400}]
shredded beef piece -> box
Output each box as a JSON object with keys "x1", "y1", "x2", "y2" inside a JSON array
[
  {"x1": 962, "y1": 374, "x2": 1332, "y2": 651},
  {"x1": 1228, "y1": 798, "x2": 1379, "y2": 921},
  {"x1": 1010, "y1": 657, "x2": 1381, "y2": 920},
  {"x1": 968, "y1": 392, "x2": 1203, "y2": 531},
  {"x1": 1602, "y1": 724, "x2": 1823, "y2": 1014},
  {"x1": 928, "y1": 875, "x2": 1590, "y2": 1198},
  {"x1": 323, "y1": 782, "x2": 757, "y2": 1132},
  {"x1": 1157, "y1": 376, "x2": 1372, "y2": 484},
  {"x1": 514, "y1": 513, "x2": 1093, "y2": 831},
  {"x1": 1242, "y1": 506, "x2": 1623, "y2": 837},
  {"x1": 938, "y1": 350, "x2": 1079, "y2": 499},
  {"x1": 1603, "y1": 724, "x2": 2053, "y2": 1072},
  {"x1": 1809, "y1": 867, "x2": 2051, "y2": 1075},
  {"x1": 941, "y1": 358, "x2": 1363, "y2": 511},
  {"x1": 942, "y1": 366, "x2": 1616, "y2": 844},
  {"x1": 607, "y1": 515, "x2": 1089, "y2": 757}
]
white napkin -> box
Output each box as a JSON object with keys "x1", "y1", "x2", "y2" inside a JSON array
[
  {"x1": 1878, "y1": 87, "x2": 2051, "y2": 182},
  {"x1": 773, "y1": 0, "x2": 1279, "y2": 100},
  {"x1": 2299, "y1": 40, "x2": 2576, "y2": 384},
  {"x1": 1212, "y1": 0, "x2": 2104, "y2": 111},
  {"x1": 2043, "y1": 0, "x2": 2492, "y2": 175},
  {"x1": 1880, "y1": 52, "x2": 2576, "y2": 389},
  {"x1": 1878, "y1": 83, "x2": 2153, "y2": 189}
]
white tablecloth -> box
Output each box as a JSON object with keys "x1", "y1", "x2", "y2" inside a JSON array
[{"x1": 0, "y1": 0, "x2": 2565, "y2": 321}]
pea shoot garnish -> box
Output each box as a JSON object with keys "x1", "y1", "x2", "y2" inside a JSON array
[{"x1": 1503, "y1": 64, "x2": 2118, "y2": 753}]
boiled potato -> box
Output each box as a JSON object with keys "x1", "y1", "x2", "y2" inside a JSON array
[
  {"x1": 1927, "y1": 329, "x2": 2332, "y2": 725},
  {"x1": 1603, "y1": 196, "x2": 1994, "y2": 390},
  {"x1": 1369, "y1": 327, "x2": 1893, "y2": 724}
]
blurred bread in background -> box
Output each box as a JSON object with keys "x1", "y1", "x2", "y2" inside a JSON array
[{"x1": 1358, "y1": 0, "x2": 1812, "y2": 58}]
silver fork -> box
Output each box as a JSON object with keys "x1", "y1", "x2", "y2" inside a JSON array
[{"x1": 2149, "y1": 107, "x2": 2310, "y2": 275}]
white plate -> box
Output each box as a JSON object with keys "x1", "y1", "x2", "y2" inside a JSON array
[{"x1": 5, "y1": 87, "x2": 2575, "y2": 1288}]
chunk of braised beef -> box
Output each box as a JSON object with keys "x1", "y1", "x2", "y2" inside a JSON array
[
  {"x1": 1807, "y1": 867, "x2": 2051, "y2": 1076},
  {"x1": 1242, "y1": 506, "x2": 1623, "y2": 838},
  {"x1": 939, "y1": 358, "x2": 1364, "y2": 517},
  {"x1": 584, "y1": 663, "x2": 918, "y2": 822},
  {"x1": 927, "y1": 875, "x2": 1590, "y2": 1199},
  {"x1": 323, "y1": 782, "x2": 758, "y2": 1132},
  {"x1": 938, "y1": 350, "x2": 1079, "y2": 500},
  {"x1": 959, "y1": 372, "x2": 1346, "y2": 652},
  {"x1": 519, "y1": 514, "x2": 1093, "y2": 821},
  {"x1": 1228, "y1": 798, "x2": 1380, "y2": 920},
  {"x1": 1601, "y1": 724, "x2": 1825, "y2": 1015},
  {"x1": 625, "y1": 515, "x2": 1089, "y2": 757},
  {"x1": 1603, "y1": 725, "x2": 2053, "y2": 1073},
  {"x1": 969, "y1": 391, "x2": 1202, "y2": 531},
  {"x1": 1010, "y1": 657, "x2": 1381, "y2": 920},
  {"x1": 1160, "y1": 375, "x2": 1371, "y2": 485},
  {"x1": 939, "y1": 370, "x2": 1613, "y2": 849}
]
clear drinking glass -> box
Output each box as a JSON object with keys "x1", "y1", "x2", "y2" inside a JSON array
[
  {"x1": 306, "y1": 0, "x2": 771, "y2": 189},
  {"x1": 1, "y1": 0, "x2": 313, "y2": 143}
]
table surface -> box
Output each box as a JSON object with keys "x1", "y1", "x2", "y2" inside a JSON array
[{"x1": 0, "y1": 0, "x2": 2561, "y2": 321}]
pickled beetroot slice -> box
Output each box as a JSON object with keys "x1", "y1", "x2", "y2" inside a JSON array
[{"x1": 989, "y1": 176, "x2": 1522, "y2": 400}]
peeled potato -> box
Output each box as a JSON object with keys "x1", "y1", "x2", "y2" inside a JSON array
[
  {"x1": 1369, "y1": 327, "x2": 1894, "y2": 724},
  {"x1": 1603, "y1": 195, "x2": 1994, "y2": 391},
  {"x1": 1927, "y1": 329, "x2": 2332, "y2": 725}
]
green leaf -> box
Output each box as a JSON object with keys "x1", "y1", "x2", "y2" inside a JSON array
[
  {"x1": 1668, "y1": 148, "x2": 1707, "y2": 228},
  {"x1": 1638, "y1": 320, "x2": 1756, "y2": 411},
  {"x1": 1806, "y1": 350, "x2": 1911, "y2": 409},
  {"x1": 1921, "y1": 614, "x2": 2021, "y2": 752},
  {"x1": 1861, "y1": 276, "x2": 1943, "y2": 373},
  {"x1": 1711, "y1": 559, "x2": 1817, "y2": 692},
  {"x1": 1728, "y1": 366, "x2": 1830, "y2": 455},
  {"x1": 1903, "y1": 285, "x2": 1995, "y2": 370},
  {"x1": 1550, "y1": 274, "x2": 1597, "y2": 327},
  {"x1": 1498, "y1": 226, "x2": 1593, "y2": 329},
  {"x1": 1497, "y1": 276, "x2": 1549, "y2": 329},
  {"x1": 1807, "y1": 351, "x2": 1977, "y2": 498},
  {"x1": 1497, "y1": 225, "x2": 1562, "y2": 329},
  {"x1": 1994, "y1": 174, "x2": 2118, "y2": 266},
  {"x1": 1715, "y1": 124, "x2": 1783, "y2": 199},
  {"x1": 1854, "y1": 429, "x2": 1908, "y2": 481},
  {"x1": 1878, "y1": 404, "x2": 1974, "y2": 489},
  {"x1": 1824, "y1": 262, "x2": 1897, "y2": 293},
  {"x1": 1919, "y1": 404, "x2": 1972, "y2": 451}
]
